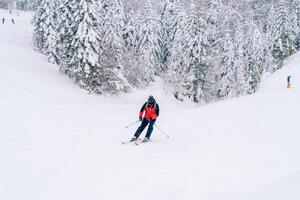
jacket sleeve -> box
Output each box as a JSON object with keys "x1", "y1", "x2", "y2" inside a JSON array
[
  {"x1": 139, "y1": 102, "x2": 147, "y2": 117},
  {"x1": 155, "y1": 104, "x2": 159, "y2": 117}
]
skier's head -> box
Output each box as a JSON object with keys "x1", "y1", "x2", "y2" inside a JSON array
[{"x1": 147, "y1": 95, "x2": 155, "y2": 105}]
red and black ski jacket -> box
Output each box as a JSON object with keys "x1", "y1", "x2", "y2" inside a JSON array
[{"x1": 139, "y1": 101, "x2": 159, "y2": 120}]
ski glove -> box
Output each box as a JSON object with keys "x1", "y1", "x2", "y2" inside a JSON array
[{"x1": 139, "y1": 117, "x2": 142, "y2": 121}]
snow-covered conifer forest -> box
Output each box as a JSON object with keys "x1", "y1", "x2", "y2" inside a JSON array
[
  {"x1": 31, "y1": 0, "x2": 300, "y2": 103},
  {"x1": 1, "y1": 2, "x2": 300, "y2": 199}
]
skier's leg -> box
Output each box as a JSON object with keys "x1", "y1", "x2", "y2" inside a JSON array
[
  {"x1": 133, "y1": 119, "x2": 149, "y2": 138},
  {"x1": 145, "y1": 120, "x2": 155, "y2": 139}
]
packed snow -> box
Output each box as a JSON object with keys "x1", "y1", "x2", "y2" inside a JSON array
[{"x1": 0, "y1": 10, "x2": 300, "y2": 200}]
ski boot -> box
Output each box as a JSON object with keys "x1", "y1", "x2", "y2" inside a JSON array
[
  {"x1": 142, "y1": 137, "x2": 150, "y2": 142},
  {"x1": 130, "y1": 137, "x2": 138, "y2": 142}
]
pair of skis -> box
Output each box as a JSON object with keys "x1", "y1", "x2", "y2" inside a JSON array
[{"x1": 122, "y1": 139, "x2": 151, "y2": 146}]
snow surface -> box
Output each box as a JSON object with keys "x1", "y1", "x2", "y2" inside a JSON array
[{"x1": 0, "y1": 10, "x2": 300, "y2": 200}]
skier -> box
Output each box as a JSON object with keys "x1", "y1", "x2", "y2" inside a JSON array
[
  {"x1": 130, "y1": 95, "x2": 159, "y2": 142},
  {"x1": 2, "y1": 18, "x2": 5, "y2": 24},
  {"x1": 287, "y1": 75, "x2": 292, "y2": 88}
]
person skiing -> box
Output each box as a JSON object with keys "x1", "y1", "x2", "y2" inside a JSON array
[
  {"x1": 130, "y1": 95, "x2": 159, "y2": 142},
  {"x1": 287, "y1": 75, "x2": 292, "y2": 88}
]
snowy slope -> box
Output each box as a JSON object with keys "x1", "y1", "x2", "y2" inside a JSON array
[{"x1": 0, "y1": 10, "x2": 300, "y2": 200}]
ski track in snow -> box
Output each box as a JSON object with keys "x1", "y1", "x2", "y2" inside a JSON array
[{"x1": 0, "y1": 9, "x2": 300, "y2": 200}]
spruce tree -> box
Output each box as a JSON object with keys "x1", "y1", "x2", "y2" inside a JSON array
[
  {"x1": 291, "y1": 0, "x2": 300, "y2": 50},
  {"x1": 45, "y1": 0, "x2": 60, "y2": 64},
  {"x1": 234, "y1": 28, "x2": 247, "y2": 96},
  {"x1": 244, "y1": 27, "x2": 264, "y2": 94},
  {"x1": 54, "y1": 0, "x2": 76, "y2": 68},
  {"x1": 204, "y1": 0, "x2": 227, "y2": 101},
  {"x1": 272, "y1": 0, "x2": 296, "y2": 66},
  {"x1": 32, "y1": 0, "x2": 53, "y2": 54},
  {"x1": 158, "y1": 0, "x2": 182, "y2": 73},
  {"x1": 165, "y1": 3, "x2": 187, "y2": 100},
  {"x1": 265, "y1": 4, "x2": 277, "y2": 72},
  {"x1": 166, "y1": 1, "x2": 208, "y2": 102},
  {"x1": 218, "y1": 30, "x2": 236, "y2": 99},
  {"x1": 61, "y1": 0, "x2": 102, "y2": 91},
  {"x1": 135, "y1": 0, "x2": 160, "y2": 87},
  {"x1": 123, "y1": 10, "x2": 141, "y2": 87},
  {"x1": 99, "y1": 0, "x2": 130, "y2": 93}
]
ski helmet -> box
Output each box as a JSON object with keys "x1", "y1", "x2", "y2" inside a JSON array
[{"x1": 147, "y1": 95, "x2": 155, "y2": 104}]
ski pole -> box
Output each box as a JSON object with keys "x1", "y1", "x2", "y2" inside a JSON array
[
  {"x1": 125, "y1": 120, "x2": 140, "y2": 128},
  {"x1": 154, "y1": 124, "x2": 170, "y2": 138}
]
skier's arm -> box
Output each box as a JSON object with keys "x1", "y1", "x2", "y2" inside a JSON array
[
  {"x1": 139, "y1": 102, "x2": 147, "y2": 118},
  {"x1": 149, "y1": 104, "x2": 159, "y2": 122},
  {"x1": 155, "y1": 104, "x2": 159, "y2": 117}
]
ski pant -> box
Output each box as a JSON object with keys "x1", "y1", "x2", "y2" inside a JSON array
[{"x1": 134, "y1": 118, "x2": 155, "y2": 139}]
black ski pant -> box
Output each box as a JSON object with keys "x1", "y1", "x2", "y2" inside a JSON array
[{"x1": 134, "y1": 118, "x2": 155, "y2": 139}]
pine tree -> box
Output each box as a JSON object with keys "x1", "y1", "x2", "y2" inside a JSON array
[
  {"x1": 189, "y1": 17, "x2": 209, "y2": 103},
  {"x1": 45, "y1": 0, "x2": 60, "y2": 64},
  {"x1": 203, "y1": 0, "x2": 227, "y2": 101},
  {"x1": 123, "y1": 10, "x2": 141, "y2": 87},
  {"x1": 234, "y1": 28, "x2": 247, "y2": 96},
  {"x1": 166, "y1": 1, "x2": 208, "y2": 102},
  {"x1": 265, "y1": 4, "x2": 277, "y2": 72},
  {"x1": 158, "y1": 0, "x2": 182, "y2": 73},
  {"x1": 32, "y1": 0, "x2": 53, "y2": 54},
  {"x1": 165, "y1": 3, "x2": 186, "y2": 100},
  {"x1": 54, "y1": 0, "x2": 76, "y2": 67},
  {"x1": 205, "y1": 0, "x2": 224, "y2": 44},
  {"x1": 218, "y1": 30, "x2": 235, "y2": 99},
  {"x1": 99, "y1": 0, "x2": 130, "y2": 93},
  {"x1": 244, "y1": 27, "x2": 264, "y2": 94},
  {"x1": 61, "y1": 0, "x2": 102, "y2": 91},
  {"x1": 123, "y1": 10, "x2": 137, "y2": 52},
  {"x1": 272, "y1": 0, "x2": 296, "y2": 66},
  {"x1": 263, "y1": 32, "x2": 276, "y2": 73},
  {"x1": 291, "y1": 0, "x2": 300, "y2": 50},
  {"x1": 134, "y1": 0, "x2": 160, "y2": 87}
]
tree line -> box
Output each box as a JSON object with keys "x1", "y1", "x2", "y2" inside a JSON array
[{"x1": 32, "y1": 0, "x2": 300, "y2": 103}]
